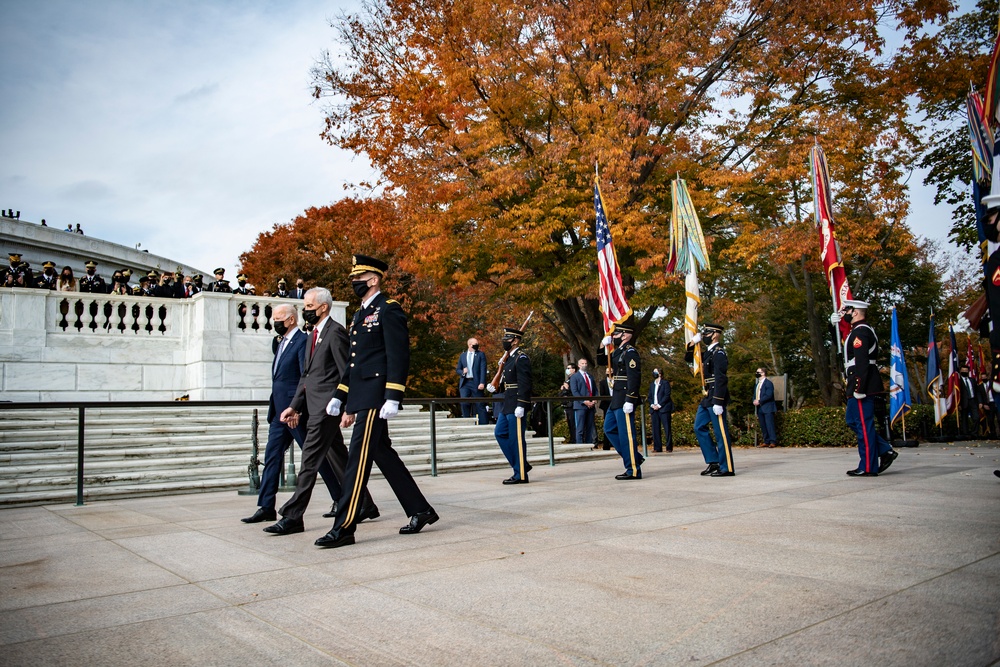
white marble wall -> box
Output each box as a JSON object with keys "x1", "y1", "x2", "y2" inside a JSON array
[{"x1": 0, "y1": 288, "x2": 348, "y2": 401}]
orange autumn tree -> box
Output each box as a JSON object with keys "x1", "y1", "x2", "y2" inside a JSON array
[{"x1": 312, "y1": 0, "x2": 949, "y2": 364}]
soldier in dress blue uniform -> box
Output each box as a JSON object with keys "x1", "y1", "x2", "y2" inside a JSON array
[
  {"x1": 685, "y1": 322, "x2": 735, "y2": 477},
  {"x1": 34, "y1": 261, "x2": 57, "y2": 290},
  {"x1": 832, "y1": 299, "x2": 898, "y2": 476},
  {"x1": 599, "y1": 320, "x2": 644, "y2": 480},
  {"x1": 314, "y1": 254, "x2": 438, "y2": 548},
  {"x1": 78, "y1": 260, "x2": 107, "y2": 293},
  {"x1": 487, "y1": 326, "x2": 533, "y2": 484}
]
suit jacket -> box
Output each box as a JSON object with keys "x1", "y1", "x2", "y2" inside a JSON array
[
  {"x1": 334, "y1": 292, "x2": 409, "y2": 413},
  {"x1": 959, "y1": 376, "x2": 977, "y2": 409},
  {"x1": 754, "y1": 377, "x2": 776, "y2": 414},
  {"x1": 647, "y1": 378, "x2": 673, "y2": 413},
  {"x1": 456, "y1": 349, "x2": 487, "y2": 387},
  {"x1": 269, "y1": 329, "x2": 308, "y2": 424},
  {"x1": 290, "y1": 317, "x2": 350, "y2": 417},
  {"x1": 569, "y1": 370, "x2": 596, "y2": 411}
]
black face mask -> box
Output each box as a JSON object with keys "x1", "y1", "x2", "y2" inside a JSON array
[
  {"x1": 756, "y1": 372, "x2": 764, "y2": 378},
  {"x1": 302, "y1": 308, "x2": 320, "y2": 325},
  {"x1": 45, "y1": 269, "x2": 55, "y2": 276},
  {"x1": 502, "y1": 339, "x2": 514, "y2": 351},
  {"x1": 238, "y1": 281, "x2": 246, "y2": 287},
  {"x1": 472, "y1": 344, "x2": 479, "y2": 351},
  {"x1": 274, "y1": 320, "x2": 289, "y2": 336},
  {"x1": 652, "y1": 371, "x2": 659, "y2": 378},
  {"x1": 296, "y1": 282, "x2": 304, "y2": 288},
  {"x1": 352, "y1": 280, "x2": 370, "y2": 299},
  {"x1": 842, "y1": 310, "x2": 854, "y2": 324},
  {"x1": 87, "y1": 269, "x2": 95, "y2": 276}
]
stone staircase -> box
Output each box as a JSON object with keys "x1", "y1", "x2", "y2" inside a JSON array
[{"x1": 0, "y1": 406, "x2": 616, "y2": 507}]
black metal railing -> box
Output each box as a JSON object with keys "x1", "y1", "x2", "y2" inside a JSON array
[{"x1": 0, "y1": 396, "x2": 645, "y2": 505}]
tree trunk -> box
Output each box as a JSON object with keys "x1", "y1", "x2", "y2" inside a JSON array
[{"x1": 801, "y1": 257, "x2": 838, "y2": 406}]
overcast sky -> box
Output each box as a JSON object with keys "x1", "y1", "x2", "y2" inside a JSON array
[{"x1": 0, "y1": 0, "x2": 965, "y2": 278}]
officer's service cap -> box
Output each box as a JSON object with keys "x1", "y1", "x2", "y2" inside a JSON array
[
  {"x1": 139, "y1": 275, "x2": 150, "y2": 283},
  {"x1": 349, "y1": 254, "x2": 388, "y2": 277},
  {"x1": 614, "y1": 317, "x2": 636, "y2": 334},
  {"x1": 237, "y1": 273, "x2": 247, "y2": 281},
  {"x1": 8, "y1": 252, "x2": 21, "y2": 261},
  {"x1": 214, "y1": 267, "x2": 225, "y2": 275},
  {"x1": 147, "y1": 270, "x2": 159, "y2": 278},
  {"x1": 277, "y1": 278, "x2": 286, "y2": 285},
  {"x1": 843, "y1": 299, "x2": 869, "y2": 309},
  {"x1": 85, "y1": 260, "x2": 97, "y2": 268},
  {"x1": 122, "y1": 269, "x2": 132, "y2": 278},
  {"x1": 42, "y1": 261, "x2": 55, "y2": 269},
  {"x1": 503, "y1": 326, "x2": 524, "y2": 338},
  {"x1": 193, "y1": 274, "x2": 202, "y2": 281},
  {"x1": 701, "y1": 322, "x2": 724, "y2": 334}
]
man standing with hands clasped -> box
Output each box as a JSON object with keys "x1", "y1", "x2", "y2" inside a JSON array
[
  {"x1": 315, "y1": 255, "x2": 438, "y2": 548},
  {"x1": 753, "y1": 367, "x2": 777, "y2": 447},
  {"x1": 832, "y1": 299, "x2": 898, "y2": 476},
  {"x1": 456, "y1": 337, "x2": 488, "y2": 424},
  {"x1": 648, "y1": 368, "x2": 673, "y2": 453}
]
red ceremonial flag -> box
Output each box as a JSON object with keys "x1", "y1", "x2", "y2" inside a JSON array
[
  {"x1": 594, "y1": 177, "x2": 632, "y2": 335},
  {"x1": 809, "y1": 143, "x2": 854, "y2": 343},
  {"x1": 966, "y1": 340, "x2": 978, "y2": 384},
  {"x1": 984, "y1": 30, "x2": 1000, "y2": 127},
  {"x1": 945, "y1": 326, "x2": 960, "y2": 416}
]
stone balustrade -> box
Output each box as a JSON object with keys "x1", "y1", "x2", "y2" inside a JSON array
[{"x1": 0, "y1": 288, "x2": 348, "y2": 401}]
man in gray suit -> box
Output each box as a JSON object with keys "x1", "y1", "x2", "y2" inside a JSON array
[{"x1": 263, "y1": 287, "x2": 378, "y2": 535}]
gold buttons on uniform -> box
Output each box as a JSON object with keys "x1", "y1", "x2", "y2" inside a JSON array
[
  {"x1": 350, "y1": 363, "x2": 355, "y2": 367},
  {"x1": 351, "y1": 352, "x2": 355, "y2": 357}
]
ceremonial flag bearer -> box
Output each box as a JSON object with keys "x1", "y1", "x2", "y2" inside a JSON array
[
  {"x1": 487, "y1": 326, "x2": 533, "y2": 484},
  {"x1": 685, "y1": 323, "x2": 735, "y2": 477},
  {"x1": 599, "y1": 319, "x2": 644, "y2": 480}
]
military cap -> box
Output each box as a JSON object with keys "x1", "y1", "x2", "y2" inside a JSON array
[
  {"x1": 193, "y1": 274, "x2": 203, "y2": 281},
  {"x1": 701, "y1": 322, "x2": 724, "y2": 335},
  {"x1": 122, "y1": 269, "x2": 132, "y2": 278},
  {"x1": 139, "y1": 275, "x2": 150, "y2": 283},
  {"x1": 8, "y1": 252, "x2": 21, "y2": 262},
  {"x1": 147, "y1": 270, "x2": 159, "y2": 278},
  {"x1": 213, "y1": 267, "x2": 225, "y2": 275},
  {"x1": 42, "y1": 261, "x2": 56, "y2": 269},
  {"x1": 614, "y1": 316, "x2": 636, "y2": 334},
  {"x1": 277, "y1": 278, "x2": 286, "y2": 285},
  {"x1": 502, "y1": 326, "x2": 525, "y2": 338},
  {"x1": 349, "y1": 254, "x2": 388, "y2": 277},
  {"x1": 842, "y1": 299, "x2": 870, "y2": 309},
  {"x1": 85, "y1": 260, "x2": 98, "y2": 269},
  {"x1": 237, "y1": 273, "x2": 247, "y2": 281}
]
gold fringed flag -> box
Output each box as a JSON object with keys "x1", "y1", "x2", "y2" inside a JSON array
[{"x1": 666, "y1": 178, "x2": 710, "y2": 276}]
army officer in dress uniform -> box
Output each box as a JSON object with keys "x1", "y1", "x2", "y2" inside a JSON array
[
  {"x1": 685, "y1": 322, "x2": 735, "y2": 477},
  {"x1": 78, "y1": 260, "x2": 107, "y2": 293},
  {"x1": 487, "y1": 326, "x2": 534, "y2": 484},
  {"x1": 314, "y1": 254, "x2": 438, "y2": 548},
  {"x1": 598, "y1": 319, "x2": 644, "y2": 480}
]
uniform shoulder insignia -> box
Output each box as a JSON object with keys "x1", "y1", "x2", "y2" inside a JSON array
[
  {"x1": 853, "y1": 338, "x2": 863, "y2": 348},
  {"x1": 629, "y1": 359, "x2": 637, "y2": 368},
  {"x1": 385, "y1": 298, "x2": 398, "y2": 304}
]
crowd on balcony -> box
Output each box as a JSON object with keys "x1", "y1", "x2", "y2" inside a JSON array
[{"x1": 3, "y1": 253, "x2": 308, "y2": 301}]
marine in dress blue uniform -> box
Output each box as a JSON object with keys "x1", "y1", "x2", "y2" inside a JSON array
[
  {"x1": 488, "y1": 326, "x2": 533, "y2": 484},
  {"x1": 314, "y1": 255, "x2": 438, "y2": 548},
  {"x1": 835, "y1": 299, "x2": 897, "y2": 476},
  {"x1": 685, "y1": 323, "x2": 735, "y2": 477},
  {"x1": 600, "y1": 320, "x2": 644, "y2": 480}
]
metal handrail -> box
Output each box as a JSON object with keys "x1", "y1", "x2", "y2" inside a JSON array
[{"x1": 0, "y1": 396, "x2": 646, "y2": 505}]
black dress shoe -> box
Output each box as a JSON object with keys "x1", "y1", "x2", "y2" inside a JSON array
[
  {"x1": 241, "y1": 508, "x2": 276, "y2": 524},
  {"x1": 995, "y1": 470, "x2": 1000, "y2": 478},
  {"x1": 710, "y1": 470, "x2": 735, "y2": 477},
  {"x1": 262, "y1": 517, "x2": 304, "y2": 535},
  {"x1": 878, "y1": 449, "x2": 899, "y2": 473},
  {"x1": 525, "y1": 463, "x2": 533, "y2": 473},
  {"x1": 314, "y1": 530, "x2": 355, "y2": 548},
  {"x1": 666, "y1": 447, "x2": 673, "y2": 452},
  {"x1": 399, "y1": 508, "x2": 439, "y2": 534},
  {"x1": 846, "y1": 469, "x2": 878, "y2": 477},
  {"x1": 700, "y1": 463, "x2": 719, "y2": 476},
  {"x1": 503, "y1": 476, "x2": 528, "y2": 485},
  {"x1": 357, "y1": 504, "x2": 381, "y2": 522},
  {"x1": 615, "y1": 472, "x2": 641, "y2": 480},
  {"x1": 322, "y1": 502, "x2": 338, "y2": 519}
]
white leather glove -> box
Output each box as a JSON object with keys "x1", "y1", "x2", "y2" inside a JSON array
[
  {"x1": 514, "y1": 406, "x2": 525, "y2": 419},
  {"x1": 601, "y1": 335, "x2": 612, "y2": 347},
  {"x1": 623, "y1": 401, "x2": 634, "y2": 414},
  {"x1": 379, "y1": 399, "x2": 400, "y2": 420},
  {"x1": 326, "y1": 397, "x2": 341, "y2": 417},
  {"x1": 712, "y1": 405, "x2": 724, "y2": 416},
  {"x1": 830, "y1": 312, "x2": 842, "y2": 325},
  {"x1": 690, "y1": 333, "x2": 701, "y2": 345},
  {"x1": 486, "y1": 383, "x2": 497, "y2": 393},
  {"x1": 853, "y1": 392, "x2": 866, "y2": 400}
]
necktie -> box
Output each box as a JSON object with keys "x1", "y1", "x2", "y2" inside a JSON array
[
  {"x1": 273, "y1": 336, "x2": 288, "y2": 375},
  {"x1": 756, "y1": 380, "x2": 762, "y2": 401},
  {"x1": 311, "y1": 328, "x2": 318, "y2": 355},
  {"x1": 584, "y1": 374, "x2": 592, "y2": 395}
]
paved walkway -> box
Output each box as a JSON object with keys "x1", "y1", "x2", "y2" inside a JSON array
[{"x1": 1, "y1": 443, "x2": 998, "y2": 666}]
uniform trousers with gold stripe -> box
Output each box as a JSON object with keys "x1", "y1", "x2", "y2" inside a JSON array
[
  {"x1": 494, "y1": 412, "x2": 529, "y2": 481},
  {"x1": 693, "y1": 403, "x2": 735, "y2": 474},
  {"x1": 331, "y1": 408, "x2": 431, "y2": 536},
  {"x1": 603, "y1": 408, "x2": 642, "y2": 478}
]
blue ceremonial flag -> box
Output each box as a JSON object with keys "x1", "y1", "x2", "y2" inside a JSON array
[
  {"x1": 889, "y1": 307, "x2": 911, "y2": 427},
  {"x1": 925, "y1": 314, "x2": 946, "y2": 427}
]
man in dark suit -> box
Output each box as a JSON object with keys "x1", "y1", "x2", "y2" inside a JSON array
[
  {"x1": 959, "y1": 364, "x2": 978, "y2": 436},
  {"x1": 570, "y1": 358, "x2": 597, "y2": 445},
  {"x1": 208, "y1": 268, "x2": 232, "y2": 293},
  {"x1": 456, "y1": 337, "x2": 488, "y2": 424},
  {"x1": 293, "y1": 279, "x2": 306, "y2": 299},
  {"x1": 241, "y1": 304, "x2": 340, "y2": 523},
  {"x1": 753, "y1": 366, "x2": 777, "y2": 447},
  {"x1": 648, "y1": 368, "x2": 673, "y2": 452},
  {"x1": 264, "y1": 287, "x2": 378, "y2": 535},
  {"x1": 315, "y1": 255, "x2": 438, "y2": 548}
]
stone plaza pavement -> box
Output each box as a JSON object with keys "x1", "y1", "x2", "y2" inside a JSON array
[{"x1": 1, "y1": 443, "x2": 998, "y2": 666}]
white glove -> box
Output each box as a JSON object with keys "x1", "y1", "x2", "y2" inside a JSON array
[
  {"x1": 326, "y1": 397, "x2": 341, "y2": 417},
  {"x1": 690, "y1": 333, "x2": 701, "y2": 345},
  {"x1": 601, "y1": 335, "x2": 612, "y2": 347},
  {"x1": 830, "y1": 312, "x2": 842, "y2": 325},
  {"x1": 623, "y1": 401, "x2": 634, "y2": 414},
  {"x1": 514, "y1": 406, "x2": 525, "y2": 419},
  {"x1": 853, "y1": 392, "x2": 866, "y2": 400},
  {"x1": 712, "y1": 405, "x2": 724, "y2": 416},
  {"x1": 379, "y1": 399, "x2": 400, "y2": 420},
  {"x1": 486, "y1": 383, "x2": 497, "y2": 393}
]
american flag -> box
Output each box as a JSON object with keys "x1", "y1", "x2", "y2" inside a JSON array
[{"x1": 594, "y1": 181, "x2": 632, "y2": 334}]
